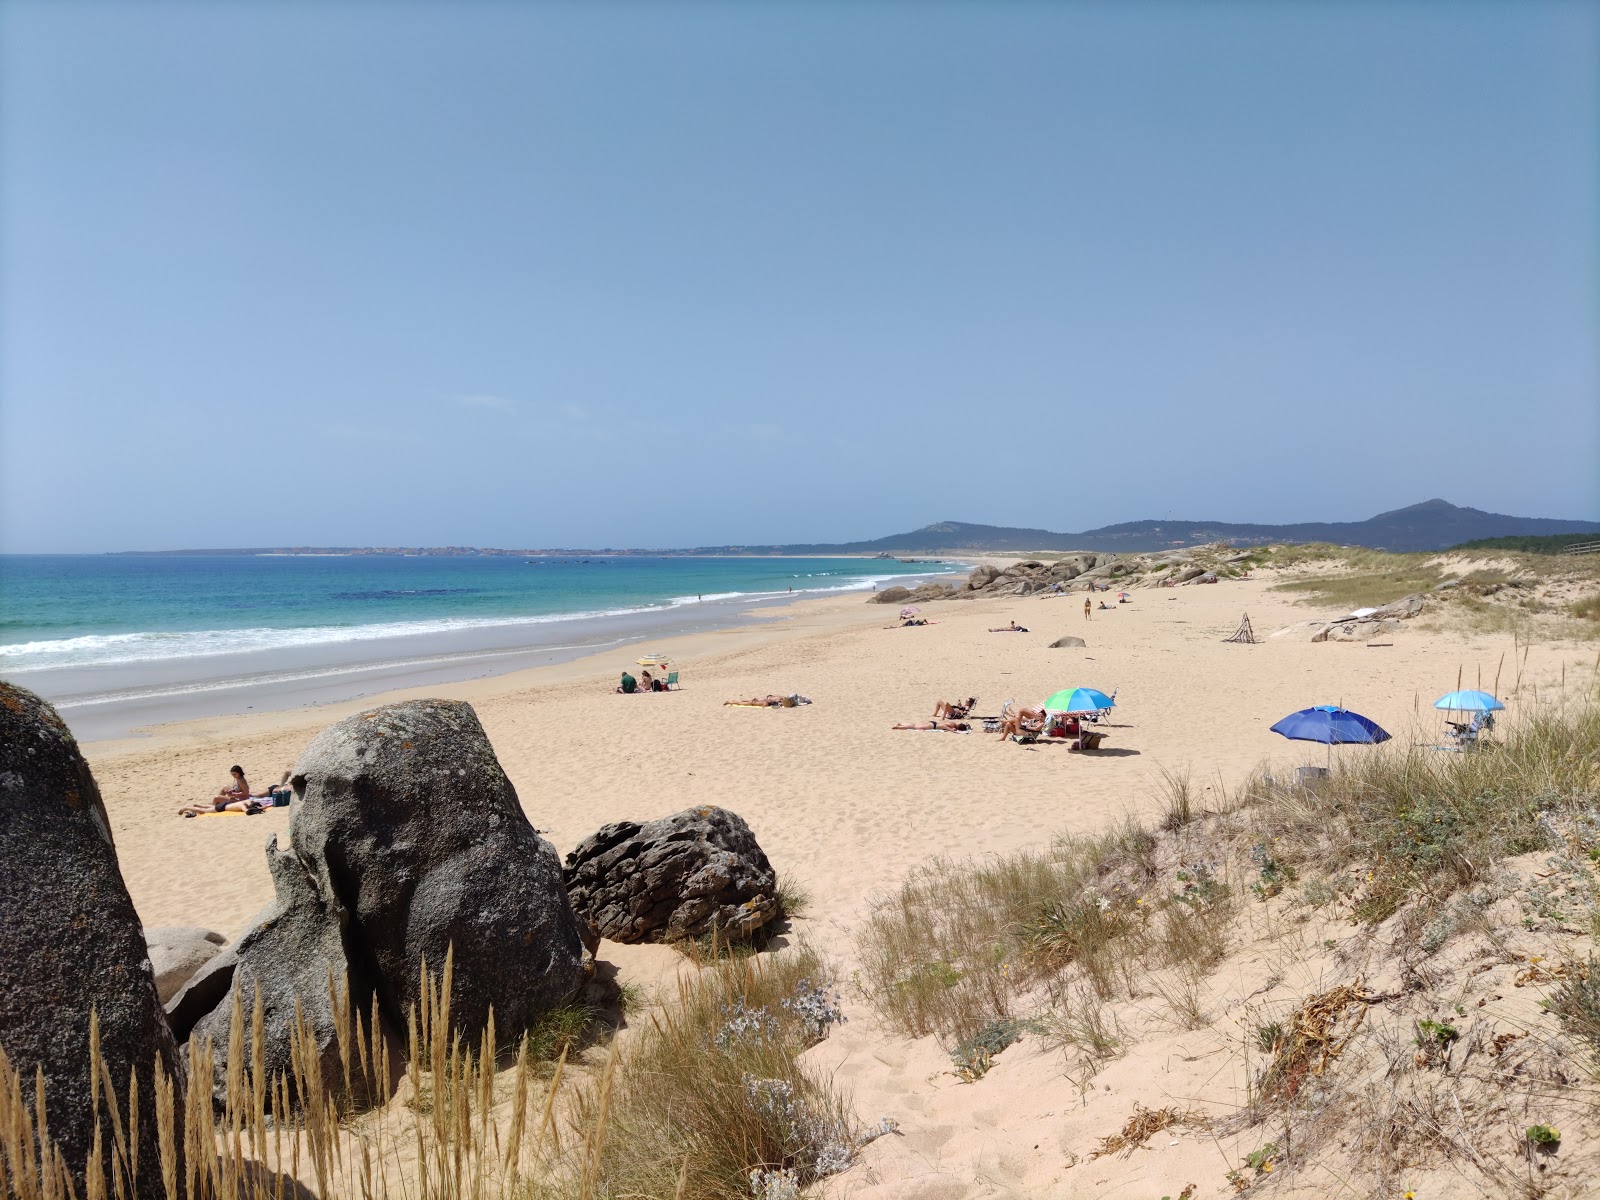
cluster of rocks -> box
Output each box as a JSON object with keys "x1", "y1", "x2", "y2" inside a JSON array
[
  {"x1": 871, "y1": 544, "x2": 1255, "y2": 605},
  {"x1": 1, "y1": 684, "x2": 782, "y2": 1194},
  {"x1": 1271, "y1": 593, "x2": 1428, "y2": 643}
]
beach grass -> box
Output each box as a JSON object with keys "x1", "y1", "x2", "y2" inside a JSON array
[
  {"x1": 0, "y1": 941, "x2": 864, "y2": 1200},
  {"x1": 857, "y1": 700, "x2": 1600, "y2": 1045}
]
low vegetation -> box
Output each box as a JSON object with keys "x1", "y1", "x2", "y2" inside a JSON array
[
  {"x1": 564, "y1": 941, "x2": 889, "y2": 1200},
  {"x1": 856, "y1": 698, "x2": 1600, "y2": 1194},
  {"x1": 0, "y1": 942, "x2": 870, "y2": 1200}
]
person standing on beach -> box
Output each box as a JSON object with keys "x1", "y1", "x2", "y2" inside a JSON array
[{"x1": 1084, "y1": 598, "x2": 1092, "y2": 620}]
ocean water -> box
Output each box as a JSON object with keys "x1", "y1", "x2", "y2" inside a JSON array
[{"x1": 0, "y1": 554, "x2": 950, "y2": 738}]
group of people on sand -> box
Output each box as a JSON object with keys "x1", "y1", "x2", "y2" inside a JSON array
[
  {"x1": 177, "y1": 766, "x2": 287, "y2": 817},
  {"x1": 894, "y1": 695, "x2": 978, "y2": 732},
  {"x1": 616, "y1": 669, "x2": 670, "y2": 694},
  {"x1": 894, "y1": 698, "x2": 1103, "y2": 748}
]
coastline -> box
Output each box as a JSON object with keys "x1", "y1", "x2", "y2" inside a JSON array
[
  {"x1": 80, "y1": 573, "x2": 1593, "y2": 944},
  {"x1": 16, "y1": 563, "x2": 964, "y2": 742}
]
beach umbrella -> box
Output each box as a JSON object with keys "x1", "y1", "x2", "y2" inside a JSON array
[
  {"x1": 899, "y1": 606, "x2": 919, "y2": 619},
  {"x1": 636, "y1": 653, "x2": 669, "y2": 668},
  {"x1": 1043, "y1": 687, "x2": 1115, "y2": 714},
  {"x1": 1270, "y1": 704, "x2": 1390, "y2": 767},
  {"x1": 1433, "y1": 689, "x2": 1504, "y2": 713}
]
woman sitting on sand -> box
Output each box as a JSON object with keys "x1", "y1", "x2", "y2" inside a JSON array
[
  {"x1": 177, "y1": 765, "x2": 265, "y2": 817},
  {"x1": 933, "y1": 697, "x2": 977, "y2": 719},
  {"x1": 988, "y1": 621, "x2": 1028, "y2": 632},
  {"x1": 892, "y1": 720, "x2": 970, "y2": 732}
]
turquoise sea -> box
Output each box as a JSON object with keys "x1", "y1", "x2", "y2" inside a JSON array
[{"x1": 0, "y1": 554, "x2": 951, "y2": 739}]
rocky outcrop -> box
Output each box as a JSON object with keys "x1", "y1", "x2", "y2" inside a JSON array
[
  {"x1": 1293, "y1": 594, "x2": 1429, "y2": 643},
  {"x1": 145, "y1": 926, "x2": 227, "y2": 1003},
  {"x1": 0, "y1": 683, "x2": 183, "y2": 1198},
  {"x1": 184, "y1": 699, "x2": 586, "y2": 1107},
  {"x1": 565, "y1": 806, "x2": 780, "y2": 944},
  {"x1": 189, "y1": 840, "x2": 385, "y2": 1106},
  {"x1": 871, "y1": 585, "x2": 913, "y2": 604},
  {"x1": 287, "y1": 700, "x2": 585, "y2": 1038},
  {"x1": 1316, "y1": 618, "x2": 1403, "y2": 642}
]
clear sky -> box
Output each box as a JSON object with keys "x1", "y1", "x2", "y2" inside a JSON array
[{"x1": 2, "y1": 1, "x2": 1595, "y2": 552}]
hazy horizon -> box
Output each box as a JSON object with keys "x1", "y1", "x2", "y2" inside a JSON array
[
  {"x1": 1, "y1": 496, "x2": 1593, "y2": 556},
  {"x1": 3, "y1": 2, "x2": 1596, "y2": 554}
]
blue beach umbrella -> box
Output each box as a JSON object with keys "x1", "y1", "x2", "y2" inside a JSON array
[
  {"x1": 1043, "y1": 687, "x2": 1115, "y2": 714},
  {"x1": 1270, "y1": 704, "x2": 1390, "y2": 767},
  {"x1": 1433, "y1": 690, "x2": 1504, "y2": 713}
]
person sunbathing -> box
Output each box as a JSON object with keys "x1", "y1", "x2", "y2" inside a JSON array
[
  {"x1": 893, "y1": 720, "x2": 970, "y2": 732},
  {"x1": 725, "y1": 694, "x2": 812, "y2": 707},
  {"x1": 996, "y1": 705, "x2": 1046, "y2": 742},
  {"x1": 988, "y1": 621, "x2": 1029, "y2": 632},
  {"x1": 933, "y1": 696, "x2": 977, "y2": 719},
  {"x1": 178, "y1": 765, "x2": 265, "y2": 817}
]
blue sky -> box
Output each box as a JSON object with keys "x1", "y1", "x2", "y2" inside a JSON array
[{"x1": 2, "y1": 1, "x2": 1595, "y2": 552}]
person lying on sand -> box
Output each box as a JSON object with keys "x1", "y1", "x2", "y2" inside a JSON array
[
  {"x1": 725, "y1": 694, "x2": 813, "y2": 707},
  {"x1": 995, "y1": 705, "x2": 1046, "y2": 742},
  {"x1": 933, "y1": 697, "x2": 977, "y2": 719},
  {"x1": 892, "y1": 720, "x2": 971, "y2": 732},
  {"x1": 178, "y1": 765, "x2": 266, "y2": 817},
  {"x1": 988, "y1": 621, "x2": 1028, "y2": 632},
  {"x1": 900, "y1": 617, "x2": 929, "y2": 627}
]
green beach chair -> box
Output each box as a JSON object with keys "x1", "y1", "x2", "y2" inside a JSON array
[{"x1": 665, "y1": 671, "x2": 680, "y2": 689}]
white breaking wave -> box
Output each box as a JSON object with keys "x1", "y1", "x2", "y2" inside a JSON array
[
  {"x1": 51, "y1": 636, "x2": 638, "y2": 709},
  {"x1": 0, "y1": 571, "x2": 923, "y2": 673}
]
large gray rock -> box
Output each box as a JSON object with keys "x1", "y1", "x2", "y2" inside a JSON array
[
  {"x1": 0, "y1": 683, "x2": 183, "y2": 1198},
  {"x1": 967, "y1": 564, "x2": 1000, "y2": 589},
  {"x1": 1316, "y1": 618, "x2": 1403, "y2": 643},
  {"x1": 564, "y1": 806, "x2": 780, "y2": 944},
  {"x1": 1370, "y1": 593, "x2": 1425, "y2": 620},
  {"x1": 145, "y1": 926, "x2": 227, "y2": 1003},
  {"x1": 1050, "y1": 636, "x2": 1087, "y2": 648},
  {"x1": 872, "y1": 585, "x2": 913, "y2": 604},
  {"x1": 189, "y1": 840, "x2": 389, "y2": 1106},
  {"x1": 287, "y1": 700, "x2": 585, "y2": 1041}
]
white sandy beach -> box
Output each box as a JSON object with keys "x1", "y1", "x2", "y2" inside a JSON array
[
  {"x1": 89, "y1": 575, "x2": 1582, "y2": 942},
  {"x1": 79, "y1": 574, "x2": 1596, "y2": 1197}
]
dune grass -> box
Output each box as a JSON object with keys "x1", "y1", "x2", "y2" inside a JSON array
[
  {"x1": 0, "y1": 941, "x2": 863, "y2": 1200},
  {"x1": 562, "y1": 940, "x2": 880, "y2": 1200},
  {"x1": 855, "y1": 814, "x2": 1232, "y2": 1049},
  {"x1": 1234, "y1": 700, "x2": 1600, "y2": 922},
  {"x1": 857, "y1": 701, "x2": 1600, "y2": 1056}
]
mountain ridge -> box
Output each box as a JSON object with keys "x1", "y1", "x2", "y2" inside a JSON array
[
  {"x1": 765, "y1": 500, "x2": 1600, "y2": 555},
  {"x1": 103, "y1": 501, "x2": 1600, "y2": 556}
]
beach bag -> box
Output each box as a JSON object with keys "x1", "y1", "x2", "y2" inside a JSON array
[{"x1": 267, "y1": 785, "x2": 292, "y2": 807}]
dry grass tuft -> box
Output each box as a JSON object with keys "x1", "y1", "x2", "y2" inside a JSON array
[
  {"x1": 1089, "y1": 1103, "x2": 1196, "y2": 1159},
  {"x1": 1255, "y1": 983, "x2": 1377, "y2": 1109}
]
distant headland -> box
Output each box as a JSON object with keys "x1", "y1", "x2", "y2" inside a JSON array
[{"x1": 108, "y1": 499, "x2": 1598, "y2": 558}]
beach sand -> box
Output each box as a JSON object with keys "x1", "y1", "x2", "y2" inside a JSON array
[{"x1": 79, "y1": 576, "x2": 1595, "y2": 1196}]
